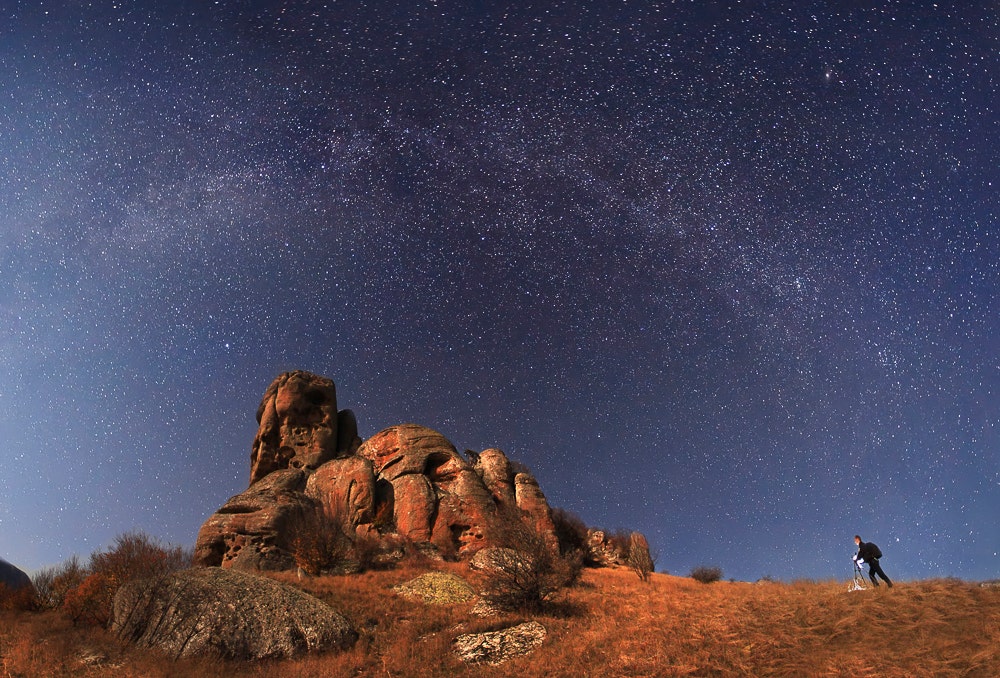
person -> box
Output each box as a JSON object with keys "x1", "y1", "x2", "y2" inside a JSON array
[{"x1": 854, "y1": 534, "x2": 893, "y2": 587}]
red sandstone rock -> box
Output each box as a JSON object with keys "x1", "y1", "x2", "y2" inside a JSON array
[
  {"x1": 195, "y1": 469, "x2": 313, "y2": 571},
  {"x1": 305, "y1": 455, "x2": 376, "y2": 530},
  {"x1": 250, "y1": 371, "x2": 340, "y2": 485},
  {"x1": 514, "y1": 472, "x2": 558, "y2": 549},
  {"x1": 196, "y1": 372, "x2": 562, "y2": 570}
]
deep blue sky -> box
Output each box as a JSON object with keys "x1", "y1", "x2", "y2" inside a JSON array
[{"x1": 1, "y1": 1, "x2": 996, "y2": 582}]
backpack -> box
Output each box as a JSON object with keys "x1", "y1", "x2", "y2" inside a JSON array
[{"x1": 873, "y1": 544, "x2": 883, "y2": 559}]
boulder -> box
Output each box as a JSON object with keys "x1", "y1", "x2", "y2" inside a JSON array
[
  {"x1": 0, "y1": 558, "x2": 32, "y2": 592},
  {"x1": 468, "y1": 546, "x2": 531, "y2": 574},
  {"x1": 392, "y1": 572, "x2": 476, "y2": 604},
  {"x1": 586, "y1": 530, "x2": 626, "y2": 567},
  {"x1": 112, "y1": 567, "x2": 357, "y2": 660},
  {"x1": 453, "y1": 621, "x2": 547, "y2": 665}
]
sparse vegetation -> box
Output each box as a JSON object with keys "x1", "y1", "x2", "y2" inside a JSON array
[
  {"x1": 690, "y1": 565, "x2": 723, "y2": 584},
  {"x1": 2, "y1": 568, "x2": 999, "y2": 676}
]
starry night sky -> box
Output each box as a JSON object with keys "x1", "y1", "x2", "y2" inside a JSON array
[{"x1": 1, "y1": 1, "x2": 997, "y2": 582}]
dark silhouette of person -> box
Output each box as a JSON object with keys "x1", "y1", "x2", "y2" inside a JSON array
[{"x1": 854, "y1": 534, "x2": 893, "y2": 587}]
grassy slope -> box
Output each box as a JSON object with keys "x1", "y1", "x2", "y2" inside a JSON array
[{"x1": 2, "y1": 565, "x2": 998, "y2": 677}]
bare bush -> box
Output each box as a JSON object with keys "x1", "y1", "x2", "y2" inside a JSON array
[
  {"x1": 32, "y1": 555, "x2": 86, "y2": 610},
  {"x1": 479, "y1": 510, "x2": 582, "y2": 612},
  {"x1": 690, "y1": 566, "x2": 723, "y2": 584},
  {"x1": 291, "y1": 506, "x2": 352, "y2": 576},
  {"x1": 626, "y1": 532, "x2": 656, "y2": 582}
]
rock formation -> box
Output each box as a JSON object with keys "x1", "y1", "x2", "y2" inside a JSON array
[
  {"x1": 249, "y1": 371, "x2": 358, "y2": 484},
  {"x1": 195, "y1": 371, "x2": 558, "y2": 571},
  {"x1": 112, "y1": 568, "x2": 357, "y2": 660},
  {"x1": 586, "y1": 530, "x2": 627, "y2": 567}
]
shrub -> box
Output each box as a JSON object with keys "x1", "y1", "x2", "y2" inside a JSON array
[
  {"x1": 62, "y1": 572, "x2": 111, "y2": 625},
  {"x1": 479, "y1": 510, "x2": 583, "y2": 612},
  {"x1": 626, "y1": 532, "x2": 656, "y2": 582},
  {"x1": 32, "y1": 555, "x2": 86, "y2": 610},
  {"x1": 551, "y1": 507, "x2": 589, "y2": 555},
  {"x1": 50, "y1": 532, "x2": 191, "y2": 626},
  {"x1": 291, "y1": 506, "x2": 352, "y2": 575},
  {"x1": 0, "y1": 582, "x2": 36, "y2": 611},
  {"x1": 690, "y1": 566, "x2": 723, "y2": 584}
]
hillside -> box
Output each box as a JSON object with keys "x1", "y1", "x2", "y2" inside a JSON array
[{"x1": 2, "y1": 565, "x2": 997, "y2": 676}]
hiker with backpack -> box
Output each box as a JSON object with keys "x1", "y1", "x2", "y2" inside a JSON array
[{"x1": 853, "y1": 534, "x2": 893, "y2": 587}]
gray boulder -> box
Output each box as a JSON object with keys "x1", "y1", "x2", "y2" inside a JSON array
[{"x1": 111, "y1": 567, "x2": 357, "y2": 660}]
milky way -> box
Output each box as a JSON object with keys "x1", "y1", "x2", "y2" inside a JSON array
[{"x1": 1, "y1": 1, "x2": 997, "y2": 581}]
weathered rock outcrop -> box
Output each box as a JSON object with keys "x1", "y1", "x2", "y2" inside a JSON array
[
  {"x1": 357, "y1": 424, "x2": 502, "y2": 556},
  {"x1": 586, "y1": 530, "x2": 626, "y2": 566},
  {"x1": 112, "y1": 568, "x2": 357, "y2": 660},
  {"x1": 195, "y1": 371, "x2": 558, "y2": 570}
]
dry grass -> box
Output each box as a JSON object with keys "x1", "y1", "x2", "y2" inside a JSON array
[{"x1": 2, "y1": 565, "x2": 998, "y2": 677}]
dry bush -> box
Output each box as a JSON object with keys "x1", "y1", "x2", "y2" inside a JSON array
[
  {"x1": 0, "y1": 582, "x2": 36, "y2": 612},
  {"x1": 626, "y1": 532, "x2": 656, "y2": 582},
  {"x1": 478, "y1": 511, "x2": 582, "y2": 613},
  {"x1": 291, "y1": 506, "x2": 353, "y2": 576},
  {"x1": 71, "y1": 531, "x2": 192, "y2": 627},
  {"x1": 690, "y1": 565, "x2": 723, "y2": 584},
  {"x1": 32, "y1": 554, "x2": 86, "y2": 610}
]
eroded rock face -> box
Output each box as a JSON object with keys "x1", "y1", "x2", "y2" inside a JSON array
[
  {"x1": 112, "y1": 568, "x2": 357, "y2": 660},
  {"x1": 515, "y1": 473, "x2": 558, "y2": 550},
  {"x1": 196, "y1": 372, "x2": 560, "y2": 570},
  {"x1": 250, "y1": 371, "x2": 346, "y2": 485},
  {"x1": 357, "y1": 424, "x2": 508, "y2": 557},
  {"x1": 305, "y1": 455, "x2": 375, "y2": 530},
  {"x1": 195, "y1": 469, "x2": 313, "y2": 571}
]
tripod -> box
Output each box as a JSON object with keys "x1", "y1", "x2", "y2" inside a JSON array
[{"x1": 847, "y1": 558, "x2": 869, "y2": 592}]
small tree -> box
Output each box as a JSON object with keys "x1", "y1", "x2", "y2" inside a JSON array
[{"x1": 690, "y1": 565, "x2": 723, "y2": 584}]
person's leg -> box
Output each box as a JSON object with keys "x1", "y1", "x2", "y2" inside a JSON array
[
  {"x1": 867, "y1": 563, "x2": 880, "y2": 586},
  {"x1": 872, "y1": 560, "x2": 893, "y2": 587}
]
